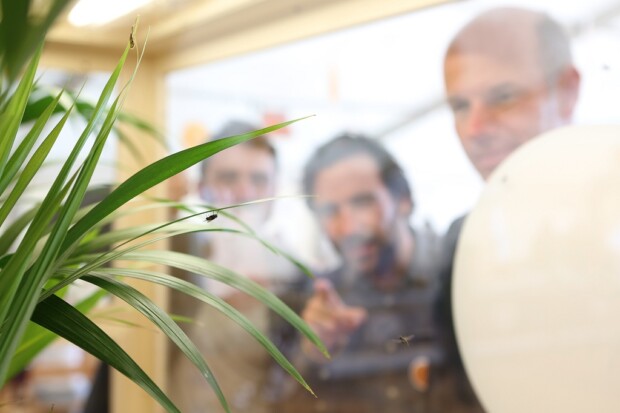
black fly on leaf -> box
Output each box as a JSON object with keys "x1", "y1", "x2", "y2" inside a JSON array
[{"x1": 205, "y1": 211, "x2": 218, "y2": 222}]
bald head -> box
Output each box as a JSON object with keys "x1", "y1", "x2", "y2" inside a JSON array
[
  {"x1": 446, "y1": 8, "x2": 573, "y2": 83},
  {"x1": 443, "y1": 7, "x2": 580, "y2": 180}
]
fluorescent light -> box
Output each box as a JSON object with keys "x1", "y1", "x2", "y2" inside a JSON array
[{"x1": 68, "y1": 0, "x2": 153, "y2": 27}]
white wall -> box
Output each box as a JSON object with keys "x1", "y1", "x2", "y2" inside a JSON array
[{"x1": 166, "y1": 0, "x2": 620, "y2": 268}]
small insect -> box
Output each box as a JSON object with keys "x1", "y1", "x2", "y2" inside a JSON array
[
  {"x1": 205, "y1": 210, "x2": 218, "y2": 222},
  {"x1": 129, "y1": 22, "x2": 136, "y2": 49},
  {"x1": 392, "y1": 334, "x2": 415, "y2": 346}
]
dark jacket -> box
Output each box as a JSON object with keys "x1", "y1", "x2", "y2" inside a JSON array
[
  {"x1": 268, "y1": 228, "x2": 442, "y2": 413},
  {"x1": 434, "y1": 215, "x2": 486, "y2": 412}
]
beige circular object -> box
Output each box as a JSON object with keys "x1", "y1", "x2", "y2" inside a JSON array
[{"x1": 453, "y1": 125, "x2": 620, "y2": 413}]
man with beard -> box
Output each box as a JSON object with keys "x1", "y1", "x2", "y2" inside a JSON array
[
  {"x1": 270, "y1": 134, "x2": 441, "y2": 413},
  {"x1": 435, "y1": 7, "x2": 581, "y2": 412}
]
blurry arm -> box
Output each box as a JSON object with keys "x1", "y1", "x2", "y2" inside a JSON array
[{"x1": 300, "y1": 278, "x2": 367, "y2": 363}]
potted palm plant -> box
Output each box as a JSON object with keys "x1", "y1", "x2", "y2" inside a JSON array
[{"x1": 0, "y1": 1, "x2": 325, "y2": 411}]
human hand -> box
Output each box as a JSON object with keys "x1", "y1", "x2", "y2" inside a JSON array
[{"x1": 301, "y1": 278, "x2": 367, "y2": 361}]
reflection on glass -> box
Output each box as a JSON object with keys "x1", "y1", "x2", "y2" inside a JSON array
[{"x1": 163, "y1": 1, "x2": 618, "y2": 412}]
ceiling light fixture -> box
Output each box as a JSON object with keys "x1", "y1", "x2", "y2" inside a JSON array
[{"x1": 68, "y1": 0, "x2": 153, "y2": 27}]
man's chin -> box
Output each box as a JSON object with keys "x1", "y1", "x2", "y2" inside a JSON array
[
  {"x1": 476, "y1": 161, "x2": 501, "y2": 180},
  {"x1": 476, "y1": 151, "x2": 512, "y2": 178},
  {"x1": 335, "y1": 241, "x2": 381, "y2": 272}
]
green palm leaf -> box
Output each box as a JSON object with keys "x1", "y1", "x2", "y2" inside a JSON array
[
  {"x1": 31, "y1": 294, "x2": 180, "y2": 413},
  {"x1": 7, "y1": 289, "x2": 107, "y2": 380},
  {"x1": 0, "y1": 92, "x2": 70, "y2": 228},
  {"x1": 0, "y1": 45, "x2": 40, "y2": 180},
  {"x1": 89, "y1": 268, "x2": 317, "y2": 397},
  {"x1": 0, "y1": 203, "x2": 38, "y2": 256},
  {"x1": 1, "y1": 4, "x2": 318, "y2": 410},
  {"x1": 82, "y1": 274, "x2": 231, "y2": 413},
  {"x1": 107, "y1": 250, "x2": 329, "y2": 358},
  {"x1": 0, "y1": 0, "x2": 71, "y2": 84},
  {"x1": 0, "y1": 43, "x2": 130, "y2": 381},
  {"x1": 62, "y1": 117, "x2": 311, "y2": 254},
  {"x1": 0, "y1": 88, "x2": 63, "y2": 194}
]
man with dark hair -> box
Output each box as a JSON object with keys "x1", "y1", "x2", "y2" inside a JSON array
[
  {"x1": 274, "y1": 134, "x2": 440, "y2": 413},
  {"x1": 301, "y1": 135, "x2": 418, "y2": 291},
  {"x1": 170, "y1": 120, "x2": 300, "y2": 413},
  {"x1": 198, "y1": 120, "x2": 277, "y2": 227},
  {"x1": 436, "y1": 7, "x2": 581, "y2": 412}
]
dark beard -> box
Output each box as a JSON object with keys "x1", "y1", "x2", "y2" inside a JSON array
[{"x1": 375, "y1": 241, "x2": 397, "y2": 279}]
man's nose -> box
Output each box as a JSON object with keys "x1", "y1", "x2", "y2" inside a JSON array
[
  {"x1": 233, "y1": 179, "x2": 256, "y2": 203},
  {"x1": 335, "y1": 206, "x2": 359, "y2": 237},
  {"x1": 463, "y1": 100, "x2": 492, "y2": 139}
]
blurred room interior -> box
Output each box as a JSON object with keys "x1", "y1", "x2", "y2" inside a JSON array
[{"x1": 3, "y1": 0, "x2": 619, "y2": 411}]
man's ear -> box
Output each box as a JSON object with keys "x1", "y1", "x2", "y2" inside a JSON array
[{"x1": 556, "y1": 66, "x2": 581, "y2": 122}]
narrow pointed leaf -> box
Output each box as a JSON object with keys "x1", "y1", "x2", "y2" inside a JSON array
[
  {"x1": 0, "y1": 89, "x2": 63, "y2": 194},
  {"x1": 0, "y1": 170, "x2": 81, "y2": 379},
  {"x1": 63, "y1": 117, "x2": 312, "y2": 252},
  {"x1": 49, "y1": 216, "x2": 295, "y2": 301},
  {"x1": 108, "y1": 250, "x2": 328, "y2": 358},
  {"x1": 0, "y1": 168, "x2": 78, "y2": 319},
  {"x1": 0, "y1": 203, "x2": 38, "y2": 256},
  {"x1": 0, "y1": 43, "x2": 130, "y2": 374},
  {"x1": 3, "y1": 0, "x2": 72, "y2": 83},
  {"x1": 0, "y1": 99, "x2": 73, "y2": 228},
  {"x1": 30, "y1": 294, "x2": 180, "y2": 413},
  {"x1": 49, "y1": 244, "x2": 327, "y2": 359},
  {"x1": 72, "y1": 197, "x2": 313, "y2": 279},
  {"x1": 82, "y1": 275, "x2": 231, "y2": 413},
  {"x1": 0, "y1": 88, "x2": 129, "y2": 379},
  {"x1": 7, "y1": 289, "x2": 107, "y2": 380},
  {"x1": 0, "y1": 46, "x2": 40, "y2": 178},
  {"x1": 90, "y1": 268, "x2": 316, "y2": 396}
]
